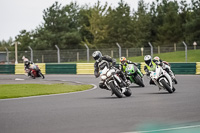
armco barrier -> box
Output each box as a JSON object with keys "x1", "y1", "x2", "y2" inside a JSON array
[
  {"x1": 77, "y1": 63, "x2": 94, "y2": 74},
  {"x1": 15, "y1": 64, "x2": 25, "y2": 74},
  {"x1": 15, "y1": 63, "x2": 46, "y2": 74},
  {"x1": 46, "y1": 64, "x2": 76, "y2": 74},
  {"x1": 170, "y1": 63, "x2": 196, "y2": 74},
  {"x1": 196, "y1": 62, "x2": 200, "y2": 74},
  {"x1": 0, "y1": 63, "x2": 198, "y2": 75},
  {"x1": 0, "y1": 64, "x2": 15, "y2": 74}
]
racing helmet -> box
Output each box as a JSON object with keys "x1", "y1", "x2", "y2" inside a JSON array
[
  {"x1": 154, "y1": 56, "x2": 160, "y2": 61},
  {"x1": 92, "y1": 51, "x2": 102, "y2": 61},
  {"x1": 120, "y1": 57, "x2": 127, "y2": 65},
  {"x1": 144, "y1": 55, "x2": 152, "y2": 66},
  {"x1": 22, "y1": 56, "x2": 25, "y2": 60},
  {"x1": 22, "y1": 56, "x2": 29, "y2": 62}
]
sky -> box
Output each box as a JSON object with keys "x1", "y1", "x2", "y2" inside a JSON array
[{"x1": 1, "y1": 0, "x2": 182, "y2": 41}]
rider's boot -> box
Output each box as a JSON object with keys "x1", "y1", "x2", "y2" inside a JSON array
[
  {"x1": 169, "y1": 71, "x2": 177, "y2": 84},
  {"x1": 172, "y1": 87, "x2": 176, "y2": 92},
  {"x1": 121, "y1": 87, "x2": 126, "y2": 93},
  {"x1": 149, "y1": 79, "x2": 155, "y2": 85}
]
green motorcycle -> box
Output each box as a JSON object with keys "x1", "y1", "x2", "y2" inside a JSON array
[{"x1": 125, "y1": 64, "x2": 145, "y2": 87}]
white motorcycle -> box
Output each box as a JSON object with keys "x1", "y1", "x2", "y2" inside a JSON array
[
  {"x1": 149, "y1": 65, "x2": 175, "y2": 93},
  {"x1": 99, "y1": 66, "x2": 132, "y2": 98}
]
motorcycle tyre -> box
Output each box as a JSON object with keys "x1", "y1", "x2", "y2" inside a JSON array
[
  {"x1": 38, "y1": 72, "x2": 45, "y2": 79},
  {"x1": 160, "y1": 79, "x2": 173, "y2": 93},
  {"x1": 134, "y1": 74, "x2": 145, "y2": 87},
  {"x1": 124, "y1": 88, "x2": 132, "y2": 97},
  {"x1": 109, "y1": 81, "x2": 123, "y2": 98}
]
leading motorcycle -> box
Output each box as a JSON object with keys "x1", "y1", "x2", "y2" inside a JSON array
[
  {"x1": 99, "y1": 66, "x2": 132, "y2": 98},
  {"x1": 149, "y1": 65, "x2": 175, "y2": 93}
]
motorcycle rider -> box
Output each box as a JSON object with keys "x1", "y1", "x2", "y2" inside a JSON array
[
  {"x1": 119, "y1": 57, "x2": 138, "y2": 72},
  {"x1": 22, "y1": 56, "x2": 32, "y2": 76},
  {"x1": 153, "y1": 56, "x2": 177, "y2": 84},
  {"x1": 92, "y1": 51, "x2": 128, "y2": 91},
  {"x1": 119, "y1": 57, "x2": 140, "y2": 85},
  {"x1": 144, "y1": 55, "x2": 157, "y2": 85}
]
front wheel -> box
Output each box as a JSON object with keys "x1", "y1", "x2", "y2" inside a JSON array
[
  {"x1": 38, "y1": 71, "x2": 45, "y2": 79},
  {"x1": 134, "y1": 74, "x2": 145, "y2": 87},
  {"x1": 160, "y1": 79, "x2": 173, "y2": 93},
  {"x1": 109, "y1": 81, "x2": 123, "y2": 98}
]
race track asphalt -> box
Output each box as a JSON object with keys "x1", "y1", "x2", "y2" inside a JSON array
[{"x1": 0, "y1": 74, "x2": 200, "y2": 133}]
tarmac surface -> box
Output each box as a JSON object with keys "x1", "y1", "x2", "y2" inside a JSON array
[{"x1": 0, "y1": 74, "x2": 200, "y2": 133}]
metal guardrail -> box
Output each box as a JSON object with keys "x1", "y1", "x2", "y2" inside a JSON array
[
  {"x1": 0, "y1": 46, "x2": 199, "y2": 64},
  {"x1": 0, "y1": 63, "x2": 198, "y2": 75}
]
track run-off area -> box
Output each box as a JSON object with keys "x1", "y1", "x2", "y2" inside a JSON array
[{"x1": 0, "y1": 74, "x2": 200, "y2": 133}]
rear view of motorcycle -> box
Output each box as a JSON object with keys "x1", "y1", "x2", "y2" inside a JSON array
[
  {"x1": 149, "y1": 65, "x2": 175, "y2": 93},
  {"x1": 100, "y1": 66, "x2": 132, "y2": 98},
  {"x1": 30, "y1": 64, "x2": 45, "y2": 79}
]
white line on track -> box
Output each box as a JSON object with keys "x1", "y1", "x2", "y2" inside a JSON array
[
  {"x1": 0, "y1": 84, "x2": 97, "y2": 101},
  {"x1": 122, "y1": 124, "x2": 200, "y2": 133},
  {"x1": 15, "y1": 78, "x2": 25, "y2": 80}
]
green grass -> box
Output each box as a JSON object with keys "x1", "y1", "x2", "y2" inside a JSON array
[
  {"x1": 124, "y1": 49, "x2": 200, "y2": 63},
  {"x1": 67, "y1": 49, "x2": 200, "y2": 63},
  {"x1": 0, "y1": 84, "x2": 93, "y2": 99}
]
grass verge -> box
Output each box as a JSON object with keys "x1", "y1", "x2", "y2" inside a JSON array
[
  {"x1": 68, "y1": 49, "x2": 200, "y2": 63},
  {"x1": 126, "y1": 49, "x2": 200, "y2": 63},
  {"x1": 0, "y1": 83, "x2": 93, "y2": 99}
]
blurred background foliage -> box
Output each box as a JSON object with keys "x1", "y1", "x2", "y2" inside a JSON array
[{"x1": 0, "y1": 0, "x2": 200, "y2": 51}]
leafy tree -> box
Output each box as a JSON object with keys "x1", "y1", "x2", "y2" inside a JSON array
[
  {"x1": 184, "y1": 0, "x2": 200, "y2": 45},
  {"x1": 83, "y1": 1, "x2": 109, "y2": 48},
  {"x1": 132, "y1": 0, "x2": 152, "y2": 47},
  {"x1": 105, "y1": 0, "x2": 133, "y2": 48},
  {"x1": 0, "y1": 37, "x2": 13, "y2": 50},
  {"x1": 33, "y1": 2, "x2": 82, "y2": 50},
  {"x1": 1, "y1": 0, "x2": 198, "y2": 50},
  {"x1": 155, "y1": 0, "x2": 182, "y2": 46},
  {"x1": 78, "y1": 6, "x2": 94, "y2": 46},
  {"x1": 15, "y1": 30, "x2": 34, "y2": 51}
]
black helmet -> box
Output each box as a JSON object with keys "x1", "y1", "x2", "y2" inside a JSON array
[
  {"x1": 144, "y1": 55, "x2": 152, "y2": 66},
  {"x1": 92, "y1": 51, "x2": 102, "y2": 61}
]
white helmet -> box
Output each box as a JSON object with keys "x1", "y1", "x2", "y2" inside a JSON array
[
  {"x1": 144, "y1": 55, "x2": 152, "y2": 66},
  {"x1": 22, "y1": 56, "x2": 25, "y2": 60},
  {"x1": 154, "y1": 56, "x2": 160, "y2": 61},
  {"x1": 22, "y1": 56, "x2": 29, "y2": 62}
]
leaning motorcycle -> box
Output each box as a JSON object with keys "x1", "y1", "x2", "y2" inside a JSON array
[
  {"x1": 149, "y1": 65, "x2": 175, "y2": 93},
  {"x1": 125, "y1": 64, "x2": 145, "y2": 87},
  {"x1": 30, "y1": 64, "x2": 45, "y2": 79},
  {"x1": 99, "y1": 66, "x2": 132, "y2": 98}
]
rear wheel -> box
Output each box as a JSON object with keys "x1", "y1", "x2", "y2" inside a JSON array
[
  {"x1": 109, "y1": 81, "x2": 123, "y2": 98},
  {"x1": 134, "y1": 74, "x2": 145, "y2": 87},
  {"x1": 160, "y1": 79, "x2": 173, "y2": 93}
]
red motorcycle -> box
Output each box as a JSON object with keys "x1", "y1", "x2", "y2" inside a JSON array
[{"x1": 29, "y1": 64, "x2": 45, "y2": 79}]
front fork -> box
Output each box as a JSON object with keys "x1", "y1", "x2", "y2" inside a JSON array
[{"x1": 137, "y1": 69, "x2": 144, "y2": 77}]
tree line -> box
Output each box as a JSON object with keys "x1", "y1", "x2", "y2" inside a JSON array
[{"x1": 0, "y1": 0, "x2": 199, "y2": 51}]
